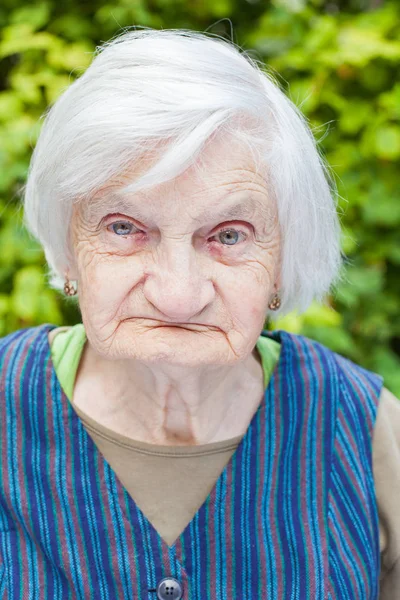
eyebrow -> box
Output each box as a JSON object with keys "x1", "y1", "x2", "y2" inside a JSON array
[
  {"x1": 85, "y1": 192, "x2": 270, "y2": 227},
  {"x1": 195, "y1": 197, "x2": 268, "y2": 224}
]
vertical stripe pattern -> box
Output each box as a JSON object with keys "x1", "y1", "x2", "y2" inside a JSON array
[{"x1": 0, "y1": 324, "x2": 383, "y2": 598}]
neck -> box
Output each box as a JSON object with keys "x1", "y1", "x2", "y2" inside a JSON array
[{"x1": 73, "y1": 342, "x2": 265, "y2": 446}]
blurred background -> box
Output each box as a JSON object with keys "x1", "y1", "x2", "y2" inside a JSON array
[{"x1": 0, "y1": 0, "x2": 399, "y2": 395}]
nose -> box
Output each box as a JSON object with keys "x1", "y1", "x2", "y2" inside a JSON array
[{"x1": 143, "y1": 243, "x2": 215, "y2": 322}]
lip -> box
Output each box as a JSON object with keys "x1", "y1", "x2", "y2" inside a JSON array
[{"x1": 124, "y1": 317, "x2": 218, "y2": 330}]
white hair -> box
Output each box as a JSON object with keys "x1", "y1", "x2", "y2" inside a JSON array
[{"x1": 22, "y1": 27, "x2": 343, "y2": 316}]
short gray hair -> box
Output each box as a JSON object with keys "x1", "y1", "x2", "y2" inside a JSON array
[{"x1": 22, "y1": 27, "x2": 343, "y2": 316}]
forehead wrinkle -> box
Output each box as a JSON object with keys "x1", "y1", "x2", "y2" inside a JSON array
[
  {"x1": 80, "y1": 192, "x2": 145, "y2": 223},
  {"x1": 81, "y1": 189, "x2": 272, "y2": 229},
  {"x1": 195, "y1": 196, "x2": 269, "y2": 224}
]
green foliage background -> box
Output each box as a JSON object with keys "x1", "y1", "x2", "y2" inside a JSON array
[{"x1": 0, "y1": 0, "x2": 399, "y2": 395}]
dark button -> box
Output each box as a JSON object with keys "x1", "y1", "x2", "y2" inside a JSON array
[{"x1": 156, "y1": 576, "x2": 183, "y2": 600}]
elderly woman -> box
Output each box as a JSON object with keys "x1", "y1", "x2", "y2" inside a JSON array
[{"x1": 0, "y1": 28, "x2": 399, "y2": 600}]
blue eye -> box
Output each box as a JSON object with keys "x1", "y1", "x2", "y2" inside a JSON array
[
  {"x1": 217, "y1": 229, "x2": 245, "y2": 246},
  {"x1": 110, "y1": 222, "x2": 136, "y2": 236},
  {"x1": 107, "y1": 222, "x2": 246, "y2": 245}
]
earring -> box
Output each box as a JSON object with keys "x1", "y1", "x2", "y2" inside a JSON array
[
  {"x1": 268, "y1": 292, "x2": 281, "y2": 311},
  {"x1": 64, "y1": 275, "x2": 78, "y2": 296}
]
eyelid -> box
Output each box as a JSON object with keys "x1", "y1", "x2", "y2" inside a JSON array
[
  {"x1": 104, "y1": 215, "x2": 251, "y2": 239},
  {"x1": 211, "y1": 227, "x2": 248, "y2": 244},
  {"x1": 104, "y1": 214, "x2": 142, "y2": 232},
  {"x1": 212, "y1": 221, "x2": 251, "y2": 238},
  {"x1": 103, "y1": 212, "x2": 144, "y2": 224},
  {"x1": 216, "y1": 221, "x2": 250, "y2": 233}
]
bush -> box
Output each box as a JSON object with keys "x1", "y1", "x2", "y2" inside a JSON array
[{"x1": 0, "y1": 0, "x2": 399, "y2": 395}]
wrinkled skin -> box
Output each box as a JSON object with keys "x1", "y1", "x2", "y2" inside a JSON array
[{"x1": 67, "y1": 134, "x2": 281, "y2": 445}]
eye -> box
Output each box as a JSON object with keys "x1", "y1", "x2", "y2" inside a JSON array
[
  {"x1": 108, "y1": 221, "x2": 139, "y2": 236},
  {"x1": 215, "y1": 228, "x2": 247, "y2": 246}
]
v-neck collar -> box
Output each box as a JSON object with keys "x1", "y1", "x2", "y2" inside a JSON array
[{"x1": 43, "y1": 323, "x2": 288, "y2": 552}]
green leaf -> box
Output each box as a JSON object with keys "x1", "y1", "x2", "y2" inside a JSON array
[
  {"x1": 301, "y1": 301, "x2": 342, "y2": 327},
  {"x1": 9, "y1": 3, "x2": 51, "y2": 31},
  {"x1": 11, "y1": 266, "x2": 44, "y2": 321},
  {"x1": 374, "y1": 125, "x2": 400, "y2": 160},
  {"x1": 338, "y1": 101, "x2": 373, "y2": 135},
  {"x1": 0, "y1": 26, "x2": 58, "y2": 59},
  {"x1": 0, "y1": 294, "x2": 10, "y2": 316},
  {"x1": 362, "y1": 192, "x2": 400, "y2": 226},
  {"x1": 335, "y1": 265, "x2": 384, "y2": 307},
  {"x1": 378, "y1": 83, "x2": 400, "y2": 120},
  {"x1": 371, "y1": 347, "x2": 400, "y2": 397},
  {"x1": 288, "y1": 78, "x2": 320, "y2": 113},
  {"x1": 47, "y1": 41, "x2": 93, "y2": 71},
  {"x1": 0, "y1": 92, "x2": 24, "y2": 122},
  {"x1": 10, "y1": 266, "x2": 62, "y2": 324}
]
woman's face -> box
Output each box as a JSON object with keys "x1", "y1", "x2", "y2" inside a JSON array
[{"x1": 69, "y1": 135, "x2": 281, "y2": 367}]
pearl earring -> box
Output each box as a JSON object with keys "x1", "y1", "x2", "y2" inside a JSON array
[
  {"x1": 64, "y1": 275, "x2": 78, "y2": 296},
  {"x1": 268, "y1": 292, "x2": 281, "y2": 311}
]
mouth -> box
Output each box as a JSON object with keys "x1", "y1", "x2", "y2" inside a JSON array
[{"x1": 124, "y1": 318, "x2": 219, "y2": 331}]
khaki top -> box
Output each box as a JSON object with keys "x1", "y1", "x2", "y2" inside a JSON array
[{"x1": 49, "y1": 327, "x2": 400, "y2": 598}]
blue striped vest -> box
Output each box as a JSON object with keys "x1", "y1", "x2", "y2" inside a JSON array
[{"x1": 0, "y1": 323, "x2": 383, "y2": 598}]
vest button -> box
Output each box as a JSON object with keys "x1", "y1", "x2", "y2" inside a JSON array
[{"x1": 156, "y1": 576, "x2": 183, "y2": 600}]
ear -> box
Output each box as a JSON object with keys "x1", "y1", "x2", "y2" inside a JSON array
[
  {"x1": 63, "y1": 260, "x2": 79, "y2": 282},
  {"x1": 273, "y1": 267, "x2": 282, "y2": 293},
  {"x1": 66, "y1": 269, "x2": 79, "y2": 281}
]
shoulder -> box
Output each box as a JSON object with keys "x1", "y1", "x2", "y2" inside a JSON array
[
  {"x1": 375, "y1": 387, "x2": 400, "y2": 428},
  {"x1": 373, "y1": 388, "x2": 400, "y2": 574},
  {"x1": 281, "y1": 331, "x2": 384, "y2": 435},
  {"x1": 0, "y1": 324, "x2": 56, "y2": 377},
  {"x1": 281, "y1": 330, "x2": 383, "y2": 396},
  {"x1": 373, "y1": 387, "x2": 400, "y2": 460},
  {"x1": 0, "y1": 325, "x2": 39, "y2": 358},
  {"x1": 0, "y1": 323, "x2": 53, "y2": 350},
  {"x1": 373, "y1": 387, "x2": 400, "y2": 493}
]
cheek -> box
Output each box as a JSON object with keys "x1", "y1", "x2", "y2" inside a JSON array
[
  {"x1": 78, "y1": 256, "x2": 143, "y2": 318},
  {"x1": 224, "y1": 269, "x2": 271, "y2": 325},
  {"x1": 242, "y1": 295, "x2": 269, "y2": 326}
]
